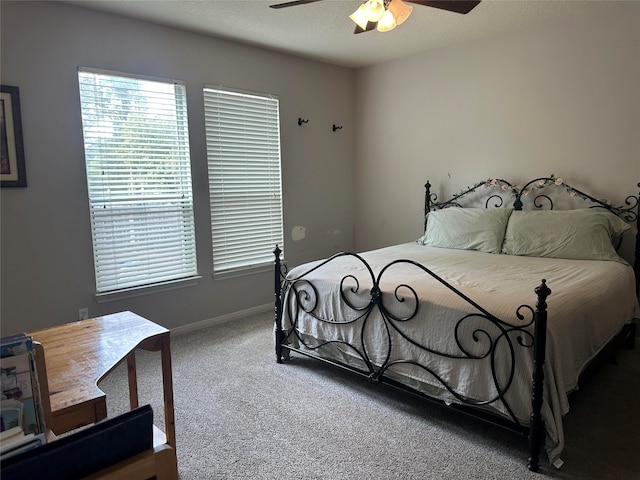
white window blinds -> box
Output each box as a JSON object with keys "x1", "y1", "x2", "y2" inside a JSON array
[
  {"x1": 204, "y1": 86, "x2": 284, "y2": 274},
  {"x1": 78, "y1": 67, "x2": 197, "y2": 293}
]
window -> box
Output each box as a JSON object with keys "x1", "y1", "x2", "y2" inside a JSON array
[
  {"x1": 78, "y1": 67, "x2": 197, "y2": 294},
  {"x1": 203, "y1": 86, "x2": 284, "y2": 275}
]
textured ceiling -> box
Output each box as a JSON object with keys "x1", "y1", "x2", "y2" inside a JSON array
[{"x1": 64, "y1": 0, "x2": 610, "y2": 68}]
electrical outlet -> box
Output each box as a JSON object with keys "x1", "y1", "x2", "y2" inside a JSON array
[{"x1": 78, "y1": 308, "x2": 89, "y2": 320}]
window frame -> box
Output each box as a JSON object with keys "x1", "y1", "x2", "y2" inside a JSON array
[
  {"x1": 203, "y1": 85, "x2": 284, "y2": 278},
  {"x1": 78, "y1": 67, "x2": 199, "y2": 297}
]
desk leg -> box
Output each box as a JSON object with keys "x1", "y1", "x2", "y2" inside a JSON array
[
  {"x1": 127, "y1": 352, "x2": 139, "y2": 410},
  {"x1": 160, "y1": 334, "x2": 177, "y2": 451},
  {"x1": 33, "y1": 342, "x2": 53, "y2": 428}
]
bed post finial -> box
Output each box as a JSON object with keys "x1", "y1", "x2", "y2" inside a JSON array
[
  {"x1": 528, "y1": 279, "x2": 551, "y2": 472},
  {"x1": 424, "y1": 181, "x2": 432, "y2": 233},
  {"x1": 274, "y1": 245, "x2": 284, "y2": 364}
]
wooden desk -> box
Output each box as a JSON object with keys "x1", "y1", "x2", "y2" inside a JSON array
[{"x1": 29, "y1": 311, "x2": 176, "y2": 453}]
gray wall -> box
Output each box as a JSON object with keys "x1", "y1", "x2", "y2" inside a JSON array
[
  {"x1": 0, "y1": 1, "x2": 355, "y2": 333},
  {"x1": 353, "y1": 2, "x2": 640, "y2": 253}
]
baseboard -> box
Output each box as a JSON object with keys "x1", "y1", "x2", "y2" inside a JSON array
[{"x1": 170, "y1": 303, "x2": 272, "y2": 336}]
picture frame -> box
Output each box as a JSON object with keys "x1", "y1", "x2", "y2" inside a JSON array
[{"x1": 1, "y1": 85, "x2": 27, "y2": 188}]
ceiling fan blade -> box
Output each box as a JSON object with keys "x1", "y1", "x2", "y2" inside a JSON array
[
  {"x1": 269, "y1": 0, "x2": 324, "y2": 8},
  {"x1": 405, "y1": 1, "x2": 481, "y2": 14},
  {"x1": 354, "y1": 22, "x2": 378, "y2": 34}
]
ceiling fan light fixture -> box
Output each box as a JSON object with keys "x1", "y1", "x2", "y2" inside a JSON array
[
  {"x1": 376, "y1": 10, "x2": 397, "y2": 32},
  {"x1": 349, "y1": 4, "x2": 370, "y2": 30},
  {"x1": 387, "y1": 0, "x2": 412, "y2": 25},
  {"x1": 274, "y1": 0, "x2": 481, "y2": 35},
  {"x1": 350, "y1": 0, "x2": 414, "y2": 33},
  {"x1": 362, "y1": 0, "x2": 386, "y2": 23}
]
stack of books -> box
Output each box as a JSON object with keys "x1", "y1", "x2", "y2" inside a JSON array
[{"x1": 0, "y1": 334, "x2": 47, "y2": 460}]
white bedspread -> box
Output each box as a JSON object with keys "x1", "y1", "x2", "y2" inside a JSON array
[{"x1": 283, "y1": 243, "x2": 639, "y2": 465}]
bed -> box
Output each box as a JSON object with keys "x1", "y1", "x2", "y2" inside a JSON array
[{"x1": 273, "y1": 176, "x2": 639, "y2": 472}]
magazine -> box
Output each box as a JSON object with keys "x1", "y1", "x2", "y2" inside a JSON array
[{"x1": 0, "y1": 334, "x2": 47, "y2": 460}]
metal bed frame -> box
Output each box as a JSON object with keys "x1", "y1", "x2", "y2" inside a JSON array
[{"x1": 273, "y1": 176, "x2": 639, "y2": 471}]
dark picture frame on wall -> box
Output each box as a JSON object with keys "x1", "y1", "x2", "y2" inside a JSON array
[{"x1": 1, "y1": 85, "x2": 27, "y2": 187}]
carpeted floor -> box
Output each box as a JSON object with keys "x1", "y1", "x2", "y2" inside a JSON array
[{"x1": 99, "y1": 312, "x2": 639, "y2": 480}]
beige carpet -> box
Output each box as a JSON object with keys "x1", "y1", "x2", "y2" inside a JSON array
[{"x1": 99, "y1": 312, "x2": 639, "y2": 479}]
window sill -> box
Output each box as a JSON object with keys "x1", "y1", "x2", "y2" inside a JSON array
[
  {"x1": 213, "y1": 263, "x2": 275, "y2": 281},
  {"x1": 95, "y1": 276, "x2": 202, "y2": 303}
]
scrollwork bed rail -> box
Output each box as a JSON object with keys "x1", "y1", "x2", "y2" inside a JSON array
[{"x1": 274, "y1": 248, "x2": 551, "y2": 471}]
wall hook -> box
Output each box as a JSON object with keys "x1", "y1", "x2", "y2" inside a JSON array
[
  {"x1": 298, "y1": 117, "x2": 309, "y2": 126},
  {"x1": 332, "y1": 124, "x2": 343, "y2": 132}
]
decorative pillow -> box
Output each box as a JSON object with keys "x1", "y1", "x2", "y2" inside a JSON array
[
  {"x1": 417, "y1": 207, "x2": 513, "y2": 254},
  {"x1": 501, "y1": 209, "x2": 630, "y2": 262}
]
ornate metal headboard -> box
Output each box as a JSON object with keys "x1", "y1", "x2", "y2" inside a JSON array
[{"x1": 424, "y1": 175, "x2": 640, "y2": 298}]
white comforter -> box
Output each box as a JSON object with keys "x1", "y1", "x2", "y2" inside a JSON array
[{"x1": 283, "y1": 243, "x2": 639, "y2": 465}]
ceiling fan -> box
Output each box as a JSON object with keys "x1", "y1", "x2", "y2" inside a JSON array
[{"x1": 269, "y1": 0, "x2": 481, "y2": 34}]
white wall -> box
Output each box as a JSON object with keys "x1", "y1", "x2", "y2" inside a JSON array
[
  {"x1": 353, "y1": 2, "x2": 640, "y2": 251},
  {"x1": 0, "y1": 1, "x2": 355, "y2": 333}
]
